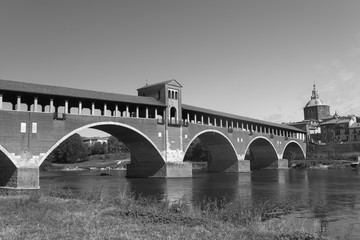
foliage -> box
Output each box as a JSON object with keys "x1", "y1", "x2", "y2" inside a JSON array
[
  {"x1": 184, "y1": 138, "x2": 209, "y2": 162},
  {"x1": 107, "y1": 136, "x2": 129, "y2": 153},
  {"x1": 46, "y1": 133, "x2": 89, "y2": 163},
  {"x1": 90, "y1": 141, "x2": 108, "y2": 155}
]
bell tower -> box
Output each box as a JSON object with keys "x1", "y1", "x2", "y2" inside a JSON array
[{"x1": 137, "y1": 79, "x2": 183, "y2": 124}]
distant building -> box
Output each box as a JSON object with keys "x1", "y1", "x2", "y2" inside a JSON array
[
  {"x1": 303, "y1": 83, "x2": 331, "y2": 121},
  {"x1": 287, "y1": 83, "x2": 330, "y2": 142},
  {"x1": 82, "y1": 136, "x2": 109, "y2": 146},
  {"x1": 319, "y1": 115, "x2": 357, "y2": 142},
  {"x1": 288, "y1": 83, "x2": 360, "y2": 144},
  {"x1": 350, "y1": 122, "x2": 360, "y2": 141}
]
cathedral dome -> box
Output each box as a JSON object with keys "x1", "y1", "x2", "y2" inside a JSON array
[
  {"x1": 303, "y1": 83, "x2": 331, "y2": 121},
  {"x1": 304, "y1": 83, "x2": 328, "y2": 108},
  {"x1": 305, "y1": 98, "x2": 327, "y2": 107}
]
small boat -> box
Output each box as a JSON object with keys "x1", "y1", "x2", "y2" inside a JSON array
[{"x1": 350, "y1": 162, "x2": 359, "y2": 168}]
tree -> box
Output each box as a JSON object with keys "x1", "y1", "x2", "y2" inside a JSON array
[
  {"x1": 107, "y1": 136, "x2": 129, "y2": 153},
  {"x1": 48, "y1": 133, "x2": 89, "y2": 163},
  {"x1": 90, "y1": 142, "x2": 107, "y2": 155},
  {"x1": 184, "y1": 138, "x2": 209, "y2": 162},
  {"x1": 107, "y1": 136, "x2": 121, "y2": 153}
]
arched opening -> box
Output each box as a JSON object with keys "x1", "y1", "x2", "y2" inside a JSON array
[
  {"x1": 170, "y1": 107, "x2": 177, "y2": 123},
  {"x1": 0, "y1": 147, "x2": 17, "y2": 187},
  {"x1": 184, "y1": 131, "x2": 238, "y2": 173},
  {"x1": 41, "y1": 122, "x2": 165, "y2": 177},
  {"x1": 245, "y1": 137, "x2": 278, "y2": 170},
  {"x1": 283, "y1": 141, "x2": 306, "y2": 161}
]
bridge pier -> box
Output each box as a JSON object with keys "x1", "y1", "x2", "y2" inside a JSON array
[
  {"x1": 0, "y1": 167, "x2": 39, "y2": 189},
  {"x1": 208, "y1": 160, "x2": 251, "y2": 173},
  {"x1": 266, "y1": 159, "x2": 289, "y2": 169},
  {"x1": 126, "y1": 156, "x2": 192, "y2": 178}
]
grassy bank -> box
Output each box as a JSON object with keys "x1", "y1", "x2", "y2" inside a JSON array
[{"x1": 0, "y1": 189, "x2": 330, "y2": 240}]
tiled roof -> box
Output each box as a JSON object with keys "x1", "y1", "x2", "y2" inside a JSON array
[
  {"x1": 137, "y1": 79, "x2": 182, "y2": 90},
  {"x1": 320, "y1": 118, "x2": 353, "y2": 125},
  {"x1": 350, "y1": 123, "x2": 360, "y2": 129},
  {"x1": 0, "y1": 79, "x2": 166, "y2": 107},
  {"x1": 182, "y1": 104, "x2": 305, "y2": 132}
]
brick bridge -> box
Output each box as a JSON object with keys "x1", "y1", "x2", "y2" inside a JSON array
[{"x1": 0, "y1": 79, "x2": 306, "y2": 189}]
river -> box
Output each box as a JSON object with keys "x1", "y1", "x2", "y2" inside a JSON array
[{"x1": 40, "y1": 168, "x2": 360, "y2": 239}]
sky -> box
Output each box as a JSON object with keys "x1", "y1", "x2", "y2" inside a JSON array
[{"x1": 1, "y1": 0, "x2": 360, "y2": 137}]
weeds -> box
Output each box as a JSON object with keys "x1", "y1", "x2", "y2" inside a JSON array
[{"x1": 0, "y1": 189, "x2": 331, "y2": 240}]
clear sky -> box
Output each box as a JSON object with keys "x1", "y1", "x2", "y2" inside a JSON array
[{"x1": 1, "y1": 0, "x2": 360, "y2": 134}]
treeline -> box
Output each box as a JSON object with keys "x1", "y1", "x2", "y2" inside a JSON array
[{"x1": 45, "y1": 134, "x2": 129, "y2": 163}]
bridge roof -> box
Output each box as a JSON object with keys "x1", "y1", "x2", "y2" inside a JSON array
[
  {"x1": 182, "y1": 104, "x2": 305, "y2": 132},
  {"x1": 0, "y1": 79, "x2": 166, "y2": 107},
  {"x1": 137, "y1": 79, "x2": 182, "y2": 90}
]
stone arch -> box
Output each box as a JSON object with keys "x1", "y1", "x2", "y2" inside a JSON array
[
  {"x1": 40, "y1": 121, "x2": 165, "y2": 169},
  {"x1": 282, "y1": 141, "x2": 306, "y2": 160},
  {"x1": 184, "y1": 130, "x2": 239, "y2": 172},
  {"x1": 244, "y1": 136, "x2": 278, "y2": 170},
  {"x1": 0, "y1": 145, "x2": 17, "y2": 187}
]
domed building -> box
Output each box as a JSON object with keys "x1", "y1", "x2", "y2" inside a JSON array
[{"x1": 303, "y1": 83, "x2": 330, "y2": 121}]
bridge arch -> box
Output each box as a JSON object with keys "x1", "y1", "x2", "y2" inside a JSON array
[
  {"x1": 40, "y1": 121, "x2": 165, "y2": 167},
  {"x1": 0, "y1": 145, "x2": 17, "y2": 187},
  {"x1": 184, "y1": 130, "x2": 239, "y2": 172},
  {"x1": 244, "y1": 136, "x2": 278, "y2": 170},
  {"x1": 282, "y1": 140, "x2": 306, "y2": 160}
]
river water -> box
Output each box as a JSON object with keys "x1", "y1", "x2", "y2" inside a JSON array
[{"x1": 40, "y1": 169, "x2": 360, "y2": 239}]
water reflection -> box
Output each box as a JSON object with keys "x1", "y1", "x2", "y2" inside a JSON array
[{"x1": 40, "y1": 169, "x2": 360, "y2": 239}]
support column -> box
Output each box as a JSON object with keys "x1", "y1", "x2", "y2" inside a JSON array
[
  {"x1": 201, "y1": 115, "x2": 204, "y2": 124},
  {"x1": 78, "y1": 101, "x2": 82, "y2": 114},
  {"x1": 146, "y1": 107, "x2": 149, "y2": 119},
  {"x1": 194, "y1": 114, "x2": 197, "y2": 123},
  {"x1": 115, "y1": 104, "x2": 119, "y2": 117},
  {"x1": 104, "y1": 103, "x2": 108, "y2": 116},
  {"x1": 155, "y1": 108, "x2": 158, "y2": 119},
  {"x1": 33, "y1": 97, "x2": 38, "y2": 112},
  {"x1": 64, "y1": 100, "x2": 69, "y2": 114},
  {"x1": 49, "y1": 98, "x2": 54, "y2": 113},
  {"x1": 91, "y1": 102, "x2": 95, "y2": 115},
  {"x1": 136, "y1": 106, "x2": 139, "y2": 118},
  {"x1": 126, "y1": 105, "x2": 129, "y2": 117},
  {"x1": 0, "y1": 93, "x2": 2, "y2": 110},
  {"x1": 16, "y1": 95, "x2": 21, "y2": 111}
]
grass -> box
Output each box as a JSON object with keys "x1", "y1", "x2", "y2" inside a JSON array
[{"x1": 0, "y1": 189, "x2": 332, "y2": 240}]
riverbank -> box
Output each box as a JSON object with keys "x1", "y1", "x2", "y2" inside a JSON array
[
  {"x1": 0, "y1": 189, "x2": 330, "y2": 240},
  {"x1": 290, "y1": 159, "x2": 358, "y2": 169},
  {"x1": 41, "y1": 158, "x2": 130, "y2": 171}
]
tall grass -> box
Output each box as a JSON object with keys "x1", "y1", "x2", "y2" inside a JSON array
[{"x1": 0, "y1": 189, "x2": 331, "y2": 240}]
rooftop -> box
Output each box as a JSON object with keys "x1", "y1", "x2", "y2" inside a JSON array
[
  {"x1": 0, "y1": 78, "x2": 166, "y2": 107},
  {"x1": 182, "y1": 104, "x2": 305, "y2": 132}
]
